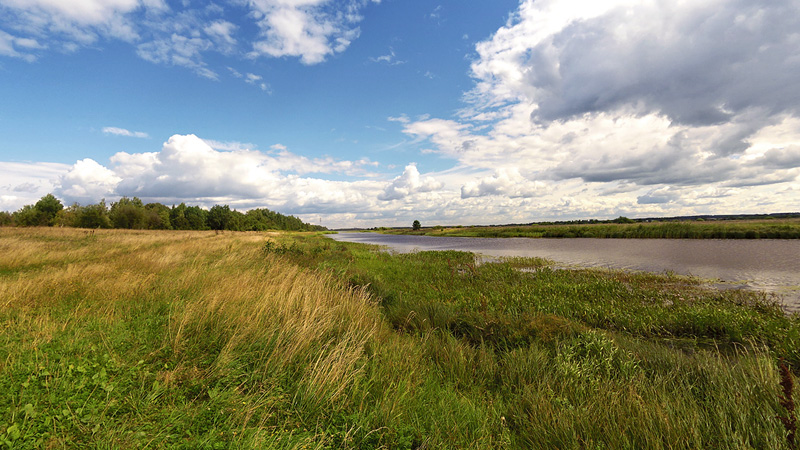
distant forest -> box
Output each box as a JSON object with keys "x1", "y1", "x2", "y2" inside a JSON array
[{"x1": 0, "y1": 194, "x2": 325, "y2": 232}]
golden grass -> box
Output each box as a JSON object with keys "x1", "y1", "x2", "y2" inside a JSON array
[
  {"x1": 171, "y1": 258, "x2": 382, "y2": 397},
  {"x1": 1, "y1": 228, "x2": 383, "y2": 406}
]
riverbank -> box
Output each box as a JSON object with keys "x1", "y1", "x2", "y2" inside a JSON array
[
  {"x1": 328, "y1": 232, "x2": 800, "y2": 314},
  {"x1": 380, "y1": 218, "x2": 800, "y2": 239},
  {"x1": 2, "y1": 228, "x2": 799, "y2": 448}
]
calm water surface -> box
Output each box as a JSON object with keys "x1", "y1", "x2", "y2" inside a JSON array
[{"x1": 328, "y1": 233, "x2": 800, "y2": 313}]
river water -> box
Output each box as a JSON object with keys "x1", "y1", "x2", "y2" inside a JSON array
[{"x1": 327, "y1": 233, "x2": 800, "y2": 313}]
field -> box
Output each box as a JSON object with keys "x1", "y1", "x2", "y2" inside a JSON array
[
  {"x1": 1, "y1": 228, "x2": 799, "y2": 449},
  {"x1": 383, "y1": 218, "x2": 800, "y2": 239}
]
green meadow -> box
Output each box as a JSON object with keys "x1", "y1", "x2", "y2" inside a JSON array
[{"x1": 1, "y1": 228, "x2": 799, "y2": 449}]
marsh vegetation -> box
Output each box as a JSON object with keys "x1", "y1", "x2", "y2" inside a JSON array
[
  {"x1": 383, "y1": 218, "x2": 800, "y2": 239},
  {"x1": 1, "y1": 228, "x2": 798, "y2": 448}
]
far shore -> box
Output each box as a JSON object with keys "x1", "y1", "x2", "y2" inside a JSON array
[{"x1": 371, "y1": 216, "x2": 800, "y2": 239}]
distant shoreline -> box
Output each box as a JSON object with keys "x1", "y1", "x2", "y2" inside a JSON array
[{"x1": 370, "y1": 216, "x2": 800, "y2": 239}]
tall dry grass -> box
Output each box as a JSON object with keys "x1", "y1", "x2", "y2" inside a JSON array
[
  {"x1": 169, "y1": 251, "x2": 382, "y2": 410},
  {"x1": 0, "y1": 227, "x2": 388, "y2": 448}
]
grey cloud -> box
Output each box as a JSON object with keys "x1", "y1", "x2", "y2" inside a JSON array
[
  {"x1": 558, "y1": 153, "x2": 744, "y2": 187},
  {"x1": 637, "y1": 187, "x2": 680, "y2": 205},
  {"x1": 758, "y1": 146, "x2": 800, "y2": 170},
  {"x1": 553, "y1": 148, "x2": 687, "y2": 185},
  {"x1": 560, "y1": 132, "x2": 577, "y2": 144},
  {"x1": 599, "y1": 183, "x2": 639, "y2": 196},
  {"x1": 525, "y1": 1, "x2": 800, "y2": 127},
  {"x1": 721, "y1": 170, "x2": 798, "y2": 188},
  {"x1": 13, "y1": 182, "x2": 39, "y2": 193},
  {"x1": 695, "y1": 189, "x2": 733, "y2": 199},
  {"x1": 551, "y1": 121, "x2": 800, "y2": 189},
  {"x1": 637, "y1": 194, "x2": 671, "y2": 205}
]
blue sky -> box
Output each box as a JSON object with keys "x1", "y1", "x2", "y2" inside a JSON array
[{"x1": 1, "y1": 0, "x2": 799, "y2": 228}]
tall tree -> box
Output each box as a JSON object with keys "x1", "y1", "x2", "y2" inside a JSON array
[
  {"x1": 13, "y1": 205, "x2": 42, "y2": 227},
  {"x1": 144, "y1": 203, "x2": 171, "y2": 229},
  {"x1": 207, "y1": 204, "x2": 232, "y2": 230},
  {"x1": 77, "y1": 200, "x2": 112, "y2": 229},
  {"x1": 169, "y1": 203, "x2": 190, "y2": 230},
  {"x1": 184, "y1": 206, "x2": 208, "y2": 230},
  {"x1": 34, "y1": 194, "x2": 63, "y2": 226},
  {"x1": 109, "y1": 197, "x2": 146, "y2": 229}
]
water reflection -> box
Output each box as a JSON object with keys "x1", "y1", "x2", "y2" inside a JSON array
[{"x1": 327, "y1": 233, "x2": 800, "y2": 313}]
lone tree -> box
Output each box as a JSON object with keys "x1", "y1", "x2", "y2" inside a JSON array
[{"x1": 412, "y1": 220, "x2": 421, "y2": 230}]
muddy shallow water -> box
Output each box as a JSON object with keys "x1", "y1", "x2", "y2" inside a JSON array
[{"x1": 328, "y1": 233, "x2": 800, "y2": 314}]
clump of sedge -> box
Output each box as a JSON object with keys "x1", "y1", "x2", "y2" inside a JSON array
[{"x1": 778, "y1": 359, "x2": 797, "y2": 448}]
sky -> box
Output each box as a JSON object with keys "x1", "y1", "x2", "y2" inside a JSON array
[{"x1": 1, "y1": 0, "x2": 799, "y2": 229}]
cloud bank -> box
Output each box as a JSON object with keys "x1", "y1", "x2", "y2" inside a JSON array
[
  {"x1": 395, "y1": 0, "x2": 800, "y2": 222},
  {"x1": 51, "y1": 134, "x2": 434, "y2": 219},
  {"x1": 0, "y1": 161, "x2": 71, "y2": 211}
]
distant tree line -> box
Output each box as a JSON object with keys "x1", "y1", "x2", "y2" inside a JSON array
[{"x1": 0, "y1": 194, "x2": 325, "y2": 232}]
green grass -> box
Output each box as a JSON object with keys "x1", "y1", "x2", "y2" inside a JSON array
[
  {"x1": 383, "y1": 218, "x2": 800, "y2": 239},
  {"x1": 2, "y1": 228, "x2": 799, "y2": 448}
]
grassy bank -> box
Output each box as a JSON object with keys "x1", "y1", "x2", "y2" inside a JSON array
[
  {"x1": 382, "y1": 218, "x2": 800, "y2": 239},
  {"x1": 1, "y1": 228, "x2": 799, "y2": 448}
]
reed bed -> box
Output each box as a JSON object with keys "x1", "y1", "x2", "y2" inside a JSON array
[{"x1": 390, "y1": 218, "x2": 800, "y2": 239}]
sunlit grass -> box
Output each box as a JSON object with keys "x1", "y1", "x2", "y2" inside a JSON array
[{"x1": 1, "y1": 227, "x2": 798, "y2": 448}]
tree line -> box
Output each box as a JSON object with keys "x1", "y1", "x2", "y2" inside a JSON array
[{"x1": 0, "y1": 194, "x2": 326, "y2": 232}]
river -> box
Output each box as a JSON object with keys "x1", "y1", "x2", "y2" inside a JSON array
[{"x1": 327, "y1": 233, "x2": 800, "y2": 313}]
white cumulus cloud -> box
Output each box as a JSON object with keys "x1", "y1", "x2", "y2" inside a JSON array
[
  {"x1": 49, "y1": 134, "x2": 387, "y2": 220},
  {"x1": 378, "y1": 164, "x2": 443, "y2": 201},
  {"x1": 461, "y1": 168, "x2": 544, "y2": 199},
  {"x1": 55, "y1": 158, "x2": 122, "y2": 204}
]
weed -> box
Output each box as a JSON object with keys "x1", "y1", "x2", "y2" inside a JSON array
[{"x1": 778, "y1": 359, "x2": 798, "y2": 448}]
